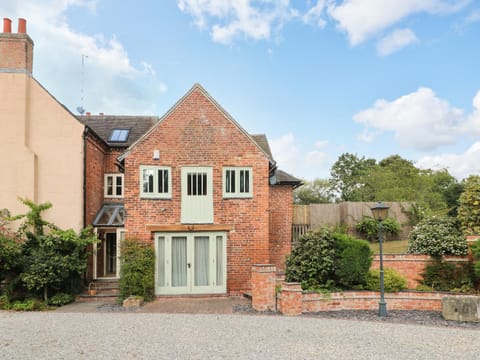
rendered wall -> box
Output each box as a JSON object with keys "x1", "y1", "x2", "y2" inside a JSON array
[{"x1": 0, "y1": 73, "x2": 84, "y2": 230}]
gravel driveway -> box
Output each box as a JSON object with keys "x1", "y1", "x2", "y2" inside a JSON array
[{"x1": 1, "y1": 311, "x2": 479, "y2": 359}]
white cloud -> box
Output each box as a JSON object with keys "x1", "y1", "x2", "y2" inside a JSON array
[
  {"x1": 376, "y1": 28, "x2": 418, "y2": 56},
  {"x1": 328, "y1": 0, "x2": 469, "y2": 45},
  {"x1": 417, "y1": 142, "x2": 480, "y2": 180},
  {"x1": 270, "y1": 133, "x2": 331, "y2": 180},
  {"x1": 177, "y1": 0, "x2": 297, "y2": 44},
  {"x1": 0, "y1": 0, "x2": 167, "y2": 115},
  {"x1": 303, "y1": 0, "x2": 327, "y2": 28},
  {"x1": 465, "y1": 8, "x2": 480, "y2": 23},
  {"x1": 354, "y1": 87, "x2": 473, "y2": 151}
]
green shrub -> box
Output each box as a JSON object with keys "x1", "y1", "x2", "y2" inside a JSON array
[
  {"x1": 47, "y1": 293, "x2": 75, "y2": 306},
  {"x1": 10, "y1": 298, "x2": 45, "y2": 311},
  {"x1": 420, "y1": 258, "x2": 474, "y2": 292},
  {"x1": 356, "y1": 216, "x2": 400, "y2": 242},
  {"x1": 407, "y1": 216, "x2": 468, "y2": 256},
  {"x1": 0, "y1": 294, "x2": 10, "y2": 309},
  {"x1": 285, "y1": 229, "x2": 337, "y2": 290},
  {"x1": 285, "y1": 228, "x2": 373, "y2": 290},
  {"x1": 471, "y1": 239, "x2": 480, "y2": 279},
  {"x1": 119, "y1": 239, "x2": 155, "y2": 302},
  {"x1": 365, "y1": 268, "x2": 407, "y2": 292},
  {"x1": 333, "y1": 234, "x2": 373, "y2": 288}
]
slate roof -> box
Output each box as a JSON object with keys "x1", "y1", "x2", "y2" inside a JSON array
[
  {"x1": 250, "y1": 134, "x2": 273, "y2": 160},
  {"x1": 77, "y1": 115, "x2": 158, "y2": 147},
  {"x1": 274, "y1": 169, "x2": 302, "y2": 187}
]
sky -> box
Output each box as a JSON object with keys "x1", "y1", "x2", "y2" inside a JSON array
[{"x1": 1, "y1": 0, "x2": 479, "y2": 181}]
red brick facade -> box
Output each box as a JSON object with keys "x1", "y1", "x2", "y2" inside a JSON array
[
  {"x1": 117, "y1": 85, "x2": 295, "y2": 294},
  {"x1": 269, "y1": 185, "x2": 293, "y2": 272}
]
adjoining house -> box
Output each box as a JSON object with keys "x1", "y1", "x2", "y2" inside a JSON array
[{"x1": 0, "y1": 18, "x2": 301, "y2": 296}]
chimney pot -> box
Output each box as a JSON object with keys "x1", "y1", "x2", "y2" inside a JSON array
[
  {"x1": 18, "y1": 18, "x2": 26, "y2": 34},
  {"x1": 86, "y1": 112, "x2": 91, "y2": 116},
  {"x1": 3, "y1": 18, "x2": 12, "y2": 33},
  {"x1": 99, "y1": 112, "x2": 104, "y2": 116}
]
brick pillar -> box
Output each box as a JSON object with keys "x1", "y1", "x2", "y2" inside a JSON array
[
  {"x1": 251, "y1": 264, "x2": 276, "y2": 311},
  {"x1": 279, "y1": 282, "x2": 303, "y2": 316}
]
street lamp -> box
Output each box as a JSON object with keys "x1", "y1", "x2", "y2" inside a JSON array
[{"x1": 371, "y1": 202, "x2": 389, "y2": 317}]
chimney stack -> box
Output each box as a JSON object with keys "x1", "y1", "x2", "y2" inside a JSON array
[
  {"x1": 0, "y1": 18, "x2": 34, "y2": 73},
  {"x1": 3, "y1": 18, "x2": 11, "y2": 33},
  {"x1": 18, "y1": 18, "x2": 26, "y2": 34}
]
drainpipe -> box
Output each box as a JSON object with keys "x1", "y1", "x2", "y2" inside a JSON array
[{"x1": 82, "y1": 127, "x2": 88, "y2": 228}]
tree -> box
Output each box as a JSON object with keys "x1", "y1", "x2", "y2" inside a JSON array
[
  {"x1": 457, "y1": 175, "x2": 480, "y2": 235},
  {"x1": 329, "y1": 153, "x2": 377, "y2": 201},
  {"x1": 294, "y1": 178, "x2": 333, "y2": 204},
  {"x1": 21, "y1": 228, "x2": 97, "y2": 301}
]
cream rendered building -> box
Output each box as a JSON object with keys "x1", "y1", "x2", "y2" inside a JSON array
[{"x1": 0, "y1": 18, "x2": 84, "y2": 230}]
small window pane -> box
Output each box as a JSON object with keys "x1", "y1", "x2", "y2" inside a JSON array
[
  {"x1": 157, "y1": 237, "x2": 165, "y2": 287},
  {"x1": 143, "y1": 169, "x2": 154, "y2": 193},
  {"x1": 216, "y1": 236, "x2": 223, "y2": 286},
  {"x1": 107, "y1": 176, "x2": 113, "y2": 196},
  {"x1": 115, "y1": 176, "x2": 122, "y2": 196}
]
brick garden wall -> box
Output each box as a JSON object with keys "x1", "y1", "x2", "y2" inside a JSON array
[{"x1": 371, "y1": 254, "x2": 469, "y2": 289}]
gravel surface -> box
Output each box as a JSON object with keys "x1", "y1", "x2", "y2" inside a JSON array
[{"x1": 1, "y1": 311, "x2": 479, "y2": 359}]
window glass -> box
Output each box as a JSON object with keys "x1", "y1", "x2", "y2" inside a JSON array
[
  {"x1": 109, "y1": 129, "x2": 130, "y2": 142},
  {"x1": 223, "y1": 167, "x2": 252, "y2": 198}
]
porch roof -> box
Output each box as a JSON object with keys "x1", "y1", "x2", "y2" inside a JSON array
[{"x1": 93, "y1": 203, "x2": 124, "y2": 227}]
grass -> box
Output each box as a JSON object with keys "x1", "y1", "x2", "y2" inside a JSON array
[{"x1": 369, "y1": 239, "x2": 409, "y2": 254}]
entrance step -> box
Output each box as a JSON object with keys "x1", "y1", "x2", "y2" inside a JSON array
[{"x1": 76, "y1": 279, "x2": 120, "y2": 302}]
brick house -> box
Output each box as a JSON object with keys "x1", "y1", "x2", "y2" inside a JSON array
[
  {"x1": 80, "y1": 84, "x2": 301, "y2": 295},
  {"x1": 1, "y1": 18, "x2": 300, "y2": 296}
]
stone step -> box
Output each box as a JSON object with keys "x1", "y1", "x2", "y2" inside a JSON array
[{"x1": 75, "y1": 294, "x2": 119, "y2": 302}]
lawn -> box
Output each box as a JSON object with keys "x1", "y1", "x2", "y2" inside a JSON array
[{"x1": 369, "y1": 239, "x2": 409, "y2": 254}]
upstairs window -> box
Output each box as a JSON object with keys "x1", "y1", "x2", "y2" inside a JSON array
[
  {"x1": 140, "y1": 166, "x2": 171, "y2": 199},
  {"x1": 109, "y1": 129, "x2": 130, "y2": 142},
  {"x1": 223, "y1": 167, "x2": 252, "y2": 198},
  {"x1": 104, "y1": 174, "x2": 123, "y2": 198}
]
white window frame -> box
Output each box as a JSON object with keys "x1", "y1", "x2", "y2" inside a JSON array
[
  {"x1": 222, "y1": 167, "x2": 253, "y2": 198},
  {"x1": 140, "y1": 165, "x2": 172, "y2": 199},
  {"x1": 104, "y1": 173, "x2": 124, "y2": 198}
]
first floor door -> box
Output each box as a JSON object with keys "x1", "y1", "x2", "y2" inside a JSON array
[{"x1": 155, "y1": 232, "x2": 227, "y2": 295}]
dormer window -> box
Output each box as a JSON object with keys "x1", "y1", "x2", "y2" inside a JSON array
[{"x1": 109, "y1": 129, "x2": 130, "y2": 142}]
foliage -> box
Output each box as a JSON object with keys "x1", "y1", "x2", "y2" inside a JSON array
[
  {"x1": 294, "y1": 178, "x2": 333, "y2": 204},
  {"x1": 365, "y1": 268, "x2": 407, "y2": 292},
  {"x1": 470, "y1": 239, "x2": 480, "y2": 279},
  {"x1": 0, "y1": 294, "x2": 9, "y2": 309},
  {"x1": 405, "y1": 203, "x2": 429, "y2": 226},
  {"x1": 420, "y1": 258, "x2": 474, "y2": 292},
  {"x1": 9, "y1": 198, "x2": 57, "y2": 236},
  {"x1": 329, "y1": 153, "x2": 376, "y2": 201},
  {"x1": 0, "y1": 232, "x2": 22, "y2": 283},
  {"x1": 47, "y1": 292, "x2": 75, "y2": 306},
  {"x1": 333, "y1": 234, "x2": 373, "y2": 288},
  {"x1": 285, "y1": 229, "x2": 337, "y2": 290},
  {"x1": 21, "y1": 228, "x2": 97, "y2": 301},
  {"x1": 9, "y1": 298, "x2": 46, "y2": 311},
  {"x1": 328, "y1": 153, "x2": 461, "y2": 213},
  {"x1": 457, "y1": 175, "x2": 480, "y2": 235},
  {"x1": 355, "y1": 216, "x2": 401, "y2": 242},
  {"x1": 119, "y1": 239, "x2": 155, "y2": 302},
  {"x1": 285, "y1": 228, "x2": 372, "y2": 290},
  {"x1": 407, "y1": 216, "x2": 468, "y2": 256}
]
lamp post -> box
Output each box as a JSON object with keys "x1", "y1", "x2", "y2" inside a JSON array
[{"x1": 371, "y1": 202, "x2": 389, "y2": 317}]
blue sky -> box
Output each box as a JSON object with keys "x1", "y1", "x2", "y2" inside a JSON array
[{"x1": 1, "y1": 0, "x2": 479, "y2": 180}]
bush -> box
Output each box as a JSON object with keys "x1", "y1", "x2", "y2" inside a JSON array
[
  {"x1": 0, "y1": 294, "x2": 10, "y2": 309},
  {"x1": 333, "y1": 234, "x2": 373, "y2": 288},
  {"x1": 285, "y1": 228, "x2": 373, "y2": 290},
  {"x1": 365, "y1": 268, "x2": 407, "y2": 292},
  {"x1": 420, "y1": 258, "x2": 474, "y2": 292},
  {"x1": 10, "y1": 298, "x2": 45, "y2": 311},
  {"x1": 471, "y1": 239, "x2": 480, "y2": 279},
  {"x1": 119, "y1": 239, "x2": 155, "y2": 302},
  {"x1": 356, "y1": 216, "x2": 401, "y2": 242},
  {"x1": 407, "y1": 216, "x2": 468, "y2": 256},
  {"x1": 285, "y1": 229, "x2": 337, "y2": 290},
  {"x1": 47, "y1": 293, "x2": 75, "y2": 306}
]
